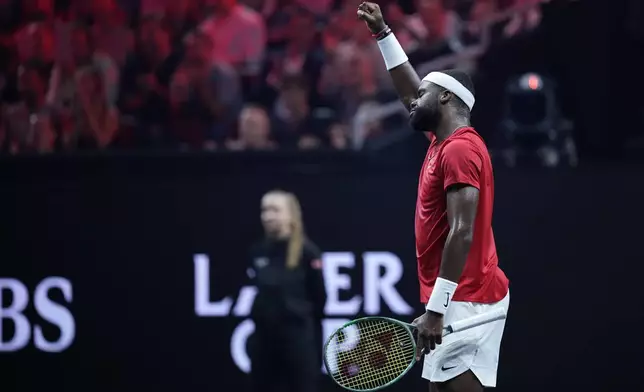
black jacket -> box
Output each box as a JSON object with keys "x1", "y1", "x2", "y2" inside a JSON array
[{"x1": 248, "y1": 237, "x2": 327, "y2": 326}]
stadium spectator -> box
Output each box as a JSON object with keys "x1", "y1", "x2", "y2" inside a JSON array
[
  {"x1": 318, "y1": 19, "x2": 386, "y2": 121},
  {"x1": 14, "y1": 22, "x2": 55, "y2": 67},
  {"x1": 169, "y1": 30, "x2": 241, "y2": 150},
  {"x1": 271, "y1": 75, "x2": 327, "y2": 149},
  {"x1": 384, "y1": 2, "x2": 421, "y2": 52},
  {"x1": 2, "y1": 62, "x2": 54, "y2": 154},
  {"x1": 66, "y1": 23, "x2": 119, "y2": 104},
  {"x1": 45, "y1": 58, "x2": 77, "y2": 150},
  {"x1": 198, "y1": 0, "x2": 266, "y2": 77},
  {"x1": 226, "y1": 104, "x2": 276, "y2": 150},
  {"x1": 321, "y1": 12, "x2": 346, "y2": 54},
  {"x1": 74, "y1": 66, "x2": 119, "y2": 149},
  {"x1": 328, "y1": 122, "x2": 349, "y2": 150},
  {"x1": 161, "y1": 0, "x2": 201, "y2": 48},
  {"x1": 467, "y1": 0, "x2": 498, "y2": 37},
  {"x1": 264, "y1": 7, "x2": 324, "y2": 105},
  {"x1": 261, "y1": 0, "x2": 295, "y2": 52},
  {"x1": 408, "y1": 0, "x2": 451, "y2": 44},
  {"x1": 118, "y1": 16, "x2": 181, "y2": 147},
  {"x1": 406, "y1": 0, "x2": 466, "y2": 56},
  {"x1": 0, "y1": 0, "x2": 549, "y2": 154},
  {"x1": 87, "y1": 0, "x2": 134, "y2": 67}
]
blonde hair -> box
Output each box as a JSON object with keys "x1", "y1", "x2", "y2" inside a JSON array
[{"x1": 266, "y1": 190, "x2": 305, "y2": 269}]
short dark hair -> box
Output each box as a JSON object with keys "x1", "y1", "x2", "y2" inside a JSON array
[
  {"x1": 439, "y1": 69, "x2": 474, "y2": 116},
  {"x1": 441, "y1": 69, "x2": 475, "y2": 95}
]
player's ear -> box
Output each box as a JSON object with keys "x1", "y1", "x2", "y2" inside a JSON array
[{"x1": 439, "y1": 90, "x2": 452, "y2": 105}]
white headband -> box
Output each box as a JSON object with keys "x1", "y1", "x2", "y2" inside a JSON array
[{"x1": 422, "y1": 72, "x2": 475, "y2": 110}]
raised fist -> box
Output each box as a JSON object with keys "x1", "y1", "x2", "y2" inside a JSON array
[{"x1": 357, "y1": 2, "x2": 387, "y2": 35}]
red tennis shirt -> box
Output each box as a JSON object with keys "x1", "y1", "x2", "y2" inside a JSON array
[{"x1": 416, "y1": 127, "x2": 509, "y2": 304}]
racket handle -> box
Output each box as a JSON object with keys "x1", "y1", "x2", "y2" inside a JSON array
[{"x1": 443, "y1": 307, "x2": 507, "y2": 336}]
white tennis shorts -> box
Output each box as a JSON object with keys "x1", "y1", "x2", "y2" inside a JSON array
[{"x1": 421, "y1": 290, "x2": 510, "y2": 387}]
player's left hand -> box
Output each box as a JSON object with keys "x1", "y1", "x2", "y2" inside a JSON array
[{"x1": 411, "y1": 311, "x2": 444, "y2": 360}]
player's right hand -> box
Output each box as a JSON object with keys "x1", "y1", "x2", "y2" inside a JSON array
[
  {"x1": 411, "y1": 311, "x2": 444, "y2": 360},
  {"x1": 357, "y1": 2, "x2": 387, "y2": 35}
]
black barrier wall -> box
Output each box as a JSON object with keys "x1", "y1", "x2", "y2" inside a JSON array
[{"x1": 1, "y1": 153, "x2": 643, "y2": 392}]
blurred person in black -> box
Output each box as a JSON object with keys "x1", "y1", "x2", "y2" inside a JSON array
[{"x1": 248, "y1": 190, "x2": 327, "y2": 392}]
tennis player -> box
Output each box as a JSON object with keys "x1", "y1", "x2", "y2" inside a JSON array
[
  {"x1": 357, "y1": 3, "x2": 510, "y2": 392},
  {"x1": 248, "y1": 190, "x2": 327, "y2": 392}
]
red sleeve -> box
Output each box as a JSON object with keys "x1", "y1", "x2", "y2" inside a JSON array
[{"x1": 440, "y1": 139, "x2": 482, "y2": 190}]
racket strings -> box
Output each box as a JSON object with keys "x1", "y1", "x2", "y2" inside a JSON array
[{"x1": 326, "y1": 319, "x2": 415, "y2": 390}]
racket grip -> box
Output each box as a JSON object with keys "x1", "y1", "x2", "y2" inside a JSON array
[{"x1": 444, "y1": 307, "x2": 507, "y2": 335}]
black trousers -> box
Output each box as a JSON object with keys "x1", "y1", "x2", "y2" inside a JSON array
[{"x1": 249, "y1": 318, "x2": 320, "y2": 392}]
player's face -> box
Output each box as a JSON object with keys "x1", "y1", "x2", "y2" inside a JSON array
[
  {"x1": 409, "y1": 81, "x2": 442, "y2": 133},
  {"x1": 261, "y1": 193, "x2": 292, "y2": 238}
]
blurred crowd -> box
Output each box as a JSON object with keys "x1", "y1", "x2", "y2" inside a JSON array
[{"x1": 0, "y1": 0, "x2": 545, "y2": 154}]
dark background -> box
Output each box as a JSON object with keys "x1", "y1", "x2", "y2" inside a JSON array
[
  {"x1": 1, "y1": 153, "x2": 643, "y2": 392},
  {"x1": 2, "y1": 1, "x2": 644, "y2": 391}
]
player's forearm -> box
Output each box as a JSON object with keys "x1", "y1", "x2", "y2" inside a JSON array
[
  {"x1": 389, "y1": 62, "x2": 421, "y2": 111},
  {"x1": 376, "y1": 32, "x2": 420, "y2": 112},
  {"x1": 425, "y1": 227, "x2": 473, "y2": 315},
  {"x1": 438, "y1": 227, "x2": 474, "y2": 283}
]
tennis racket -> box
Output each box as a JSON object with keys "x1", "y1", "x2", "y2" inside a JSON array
[{"x1": 323, "y1": 307, "x2": 507, "y2": 392}]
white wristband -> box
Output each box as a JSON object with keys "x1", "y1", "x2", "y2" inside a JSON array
[
  {"x1": 377, "y1": 33, "x2": 408, "y2": 70},
  {"x1": 426, "y1": 278, "x2": 458, "y2": 314}
]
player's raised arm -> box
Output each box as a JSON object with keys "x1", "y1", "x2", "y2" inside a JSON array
[{"x1": 357, "y1": 2, "x2": 420, "y2": 111}]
